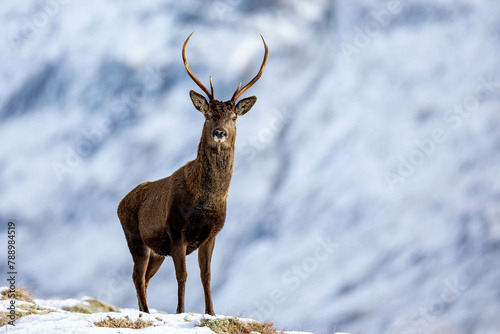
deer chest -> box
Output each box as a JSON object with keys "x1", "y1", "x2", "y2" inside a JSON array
[{"x1": 183, "y1": 205, "x2": 225, "y2": 252}]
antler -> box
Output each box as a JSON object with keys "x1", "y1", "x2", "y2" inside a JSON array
[
  {"x1": 231, "y1": 34, "x2": 269, "y2": 102},
  {"x1": 182, "y1": 32, "x2": 214, "y2": 100}
]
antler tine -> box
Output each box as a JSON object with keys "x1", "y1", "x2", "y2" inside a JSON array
[
  {"x1": 182, "y1": 32, "x2": 213, "y2": 100},
  {"x1": 234, "y1": 82, "x2": 242, "y2": 96},
  {"x1": 210, "y1": 76, "x2": 214, "y2": 99},
  {"x1": 231, "y1": 34, "x2": 269, "y2": 101}
]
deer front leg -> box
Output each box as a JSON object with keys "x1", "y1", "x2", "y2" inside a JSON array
[
  {"x1": 171, "y1": 239, "x2": 187, "y2": 314},
  {"x1": 198, "y1": 237, "x2": 216, "y2": 316}
]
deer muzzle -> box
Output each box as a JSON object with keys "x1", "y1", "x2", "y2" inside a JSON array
[{"x1": 213, "y1": 129, "x2": 227, "y2": 143}]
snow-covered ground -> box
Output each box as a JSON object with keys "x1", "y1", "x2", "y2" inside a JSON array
[
  {"x1": 0, "y1": 287, "x2": 323, "y2": 334},
  {"x1": 5, "y1": 307, "x2": 215, "y2": 334},
  {"x1": 1, "y1": 1, "x2": 500, "y2": 333}
]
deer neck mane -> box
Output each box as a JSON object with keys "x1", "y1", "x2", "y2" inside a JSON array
[{"x1": 192, "y1": 138, "x2": 235, "y2": 199}]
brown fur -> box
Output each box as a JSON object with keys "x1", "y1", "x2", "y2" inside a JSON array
[{"x1": 118, "y1": 92, "x2": 257, "y2": 315}]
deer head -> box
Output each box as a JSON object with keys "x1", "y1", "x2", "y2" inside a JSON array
[{"x1": 182, "y1": 32, "x2": 268, "y2": 149}]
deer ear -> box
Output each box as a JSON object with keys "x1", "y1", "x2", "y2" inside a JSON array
[
  {"x1": 190, "y1": 90, "x2": 209, "y2": 114},
  {"x1": 235, "y1": 96, "x2": 257, "y2": 116}
]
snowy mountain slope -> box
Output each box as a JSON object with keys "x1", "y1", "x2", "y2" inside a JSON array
[{"x1": 1, "y1": 1, "x2": 500, "y2": 333}]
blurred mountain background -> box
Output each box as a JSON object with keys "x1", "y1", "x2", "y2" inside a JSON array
[{"x1": 1, "y1": 0, "x2": 500, "y2": 333}]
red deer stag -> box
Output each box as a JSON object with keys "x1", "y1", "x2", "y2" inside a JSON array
[{"x1": 118, "y1": 32, "x2": 268, "y2": 315}]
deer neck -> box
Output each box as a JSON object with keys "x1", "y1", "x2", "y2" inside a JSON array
[{"x1": 192, "y1": 139, "x2": 235, "y2": 199}]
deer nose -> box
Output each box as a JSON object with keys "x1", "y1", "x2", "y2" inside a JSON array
[{"x1": 213, "y1": 129, "x2": 227, "y2": 139}]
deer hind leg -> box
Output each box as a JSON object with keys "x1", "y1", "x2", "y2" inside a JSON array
[
  {"x1": 145, "y1": 251, "x2": 165, "y2": 290},
  {"x1": 171, "y1": 239, "x2": 187, "y2": 314},
  {"x1": 130, "y1": 241, "x2": 151, "y2": 313}
]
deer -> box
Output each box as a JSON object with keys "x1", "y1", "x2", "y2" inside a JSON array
[{"x1": 117, "y1": 32, "x2": 268, "y2": 316}]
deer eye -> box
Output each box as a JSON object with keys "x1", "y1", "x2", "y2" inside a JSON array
[
  {"x1": 206, "y1": 115, "x2": 212, "y2": 120},
  {"x1": 232, "y1": 116, "x2": 237, "y2": 122}
]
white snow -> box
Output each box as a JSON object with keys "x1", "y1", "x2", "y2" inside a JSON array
[{"x1": 1, "y1": 290, "x2": 321, "y2": 334}]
